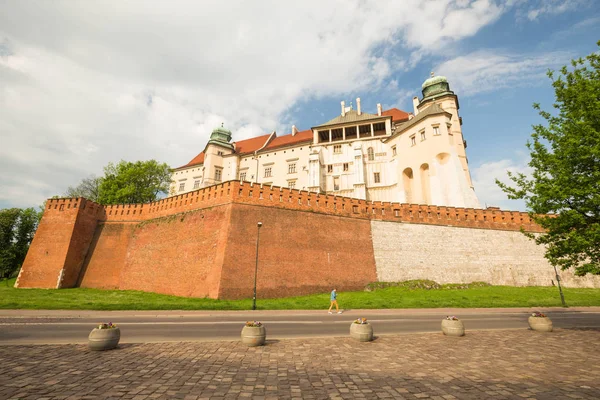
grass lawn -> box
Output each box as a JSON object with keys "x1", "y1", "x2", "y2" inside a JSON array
[{"x1": 2, "y1": 278, "x2": 600, "y2": 310}]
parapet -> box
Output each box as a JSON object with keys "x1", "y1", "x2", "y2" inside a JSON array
[{"x1": 40, "y1": 181, "x2": 543, "y2": 232}]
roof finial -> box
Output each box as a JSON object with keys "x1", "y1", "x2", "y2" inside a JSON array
[
  {"x1": 221, "y1": 122, "x2": 224, "y2": 127},
  {"x1": 430, "y1": 71, "x2": 435, "y2": 77},
  {"x1": 349, "y1": 101, "x2": 353, "y2": 110}
]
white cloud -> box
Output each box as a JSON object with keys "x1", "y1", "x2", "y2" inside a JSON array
[
  {"x1": 0, "y1": 1, "x2": 516, "y2": 208},
  {"x1": 433, "y1": 49, "x2": 573, "y2": 96},
  {"x1": 517, "y1": 0, "x2": 591, "y2": 21},
  {"x1": 471, "y1": 155, "x2": 532, "y2": 211}
]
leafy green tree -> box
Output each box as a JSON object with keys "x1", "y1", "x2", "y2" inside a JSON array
[
  {"x1": 0, "y1": 208, "x2": 41, "y2": 280},
  {"x1": 65, "y1": 175, "x2": 103, "y2": 202},
  {"x1": 497, "y1": 42, "x2": 600, "y2": 276},
  {"x1": 98, "y1": 160, "x2": 172, "y2": 204}
]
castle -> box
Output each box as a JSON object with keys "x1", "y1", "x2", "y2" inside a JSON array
[
  {"x1": 15, "y1": 76, "x2": 600, "y2": 298},
  {"x1": 171, "y1": 74, "x2": 480, "y2": 209}
]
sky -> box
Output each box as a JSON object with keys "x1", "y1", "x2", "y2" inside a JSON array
[{"x1": 1, "y1": 0, "x2": 599, "y2": 211}]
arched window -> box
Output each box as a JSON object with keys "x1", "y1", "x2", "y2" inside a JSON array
[{"x1": 367, "y1": 147, "x2": 374, "y2": 161}]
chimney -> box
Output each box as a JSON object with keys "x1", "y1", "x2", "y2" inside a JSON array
[
  {"x1": 377, "y1": 103, "x2": 382, "y2": 116},
  {"x1": 292, "y1": 125, "x2": 298, "y2": 136},
  {"x1": 413, "y1": 96, "x2": 420, "y2": 116},
  {"x1": 356, "y1": 97, "x2": 361, "y2": 116},
  {"x1": 341, "y1": 101, "x2": 346, "y2": 117}
]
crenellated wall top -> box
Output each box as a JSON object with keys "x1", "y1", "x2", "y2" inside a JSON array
[{"x1": 41, "y1": 181, "x2": 544, "y2": 232}]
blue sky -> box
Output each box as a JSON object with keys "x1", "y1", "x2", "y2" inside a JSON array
[{"x1": 1, "y1": 0, "x2": 598, "y2": 211}]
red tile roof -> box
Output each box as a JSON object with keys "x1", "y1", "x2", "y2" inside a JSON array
[
  {"x1": 233, "y1": 133, "x2": 272, "y2": 155},
  {"x1": 176, "y1": 108, "x2": 409, "y2": 170},
  {"x1": 382, "y1": 108, "x2": 410, "y2": 122},
  {"x1": 264, "y1": 129, "x2": 312, "y2": 151},
  {"x1": 176, "y1": 151, "x2": 205, "y2": 170}
]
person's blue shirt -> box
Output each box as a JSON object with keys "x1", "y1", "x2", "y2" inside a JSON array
[{"x1": 330, "y1": 290, "x2": 337, "y2": 301}]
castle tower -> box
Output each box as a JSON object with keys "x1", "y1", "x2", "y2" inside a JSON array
[
  {"x1": 411, "y1": 73, "x2": 479, "y2": 208},
  {"x1": 202, "y1": 124, "x2": 235, "y2": 187}
]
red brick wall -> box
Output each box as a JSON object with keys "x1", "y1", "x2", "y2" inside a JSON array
[
  {"x1": 218, "y1": 203, "x2": 378, "y2": 299},
  {"x1": 78, "y1": 222, "x2": 136, "y2": 289},
  {"x1": 16, "y1": 198, "x2": 101, "y2": 289},
  {"x1": 17, "y1": 180, "x2": 546, "y2": 297},
  {"x1": 117, "y1": 205, "x2": 232, "y2": 298}
]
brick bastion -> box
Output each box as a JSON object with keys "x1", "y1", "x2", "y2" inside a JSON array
[{"x1": 15, "y1": 180, "x2": 600, "y2": 298}]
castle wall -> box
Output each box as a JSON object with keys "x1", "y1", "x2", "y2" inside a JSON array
[
  {"x1": 218, "y1": 203, "x2": 377, "y2": 299},
  {"x1": 371, "y1": 220, "x2": 600, "y2": 288},
  {"x1": 118, "y1": 205, "x2": 231, "y2": 298},
  {"x1": 78, "y1": 222, "x2": 137, "y2": 289},
  {"x1": 16, "y1": 180, "x2": 599, "y2": 298},
  {"x1": 15, "y1": 198, "x2": 102, "y2": 289}
]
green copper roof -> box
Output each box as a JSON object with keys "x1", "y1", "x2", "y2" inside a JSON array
[
  {"x1": 207, "y1": 124, "x2": 234, "y2": 150},
  {"x1": 421, "y1": 74, "x2": 448, "y2": 89},
  {"x1": 420, "y1": 73, "x2": 454, "y2": 102}
]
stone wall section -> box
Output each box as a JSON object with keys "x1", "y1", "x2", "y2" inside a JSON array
[
  {"x1": 78, "y1": 222, "x2": 137, "y2": 289},
  {"x1": 16, "y1": 198, "x2": 103, "y2": 288},
  {"x1": 219, "y1": 203, "x2": 377, "y2": 299},
  {"x1": 118, "y1": 205, "x2": 231, "y2": 298},
  {"x1": 16, "y1": 181, "x2": 600, "y2": 296},
  {"x1": 371, "y1": 220, "x2": 600, "y2": 288}
]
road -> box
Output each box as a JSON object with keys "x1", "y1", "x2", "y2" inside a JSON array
[{"x1": 1, "y1": 308, "x2": 599, "y2": 345}]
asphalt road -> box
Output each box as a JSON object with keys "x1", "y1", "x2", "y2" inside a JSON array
[{"x1": 1, "y1": 308, "x2": 599, "y2": 345}]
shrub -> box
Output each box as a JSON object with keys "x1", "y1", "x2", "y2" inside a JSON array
[{"x1": 364, "y1": 280, "x2": 491, "y2": 291}]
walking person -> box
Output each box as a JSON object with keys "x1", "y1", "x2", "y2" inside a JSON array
[{"x1": 328, "y1": 288, "x2": 342, "y2": 314}]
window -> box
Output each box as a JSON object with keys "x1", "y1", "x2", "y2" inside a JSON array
[
  {"x1": 374, "y1": 172, "x2": 381, "y2": 183},
  {"x1": 327, "y1": 165, "x2": 333, "y2": 173},
  {"x1": 392, "y1": 146, "x2": 397, "y2": 156},
  {"x1": 420, "y1": 130, "x2": 426, "y2": 141},
  {"x1": 179, "y1": 182, "x2": 185, "y2": 191},
  {"x1": 433, "y1": 125, "x2": 440, "y2": 136},
  {"x1": 343, "y1": 163, "x2": 349, "y2": 172},
  {"x1": 410, "y1": 135, "x2": 416, "y2": 146},
  {"x1": 333, "y1": 144, "x2": 342, "y2": 154},
  {"x1": 333, "y1": 176, "x2": 340, "y2": 191},
  {"x1": 240, "y1": 172, "x2": 247, "y2": 181},
  {"x1": 367, "y1": 147, "x2": 374, "y2": 161},
  {"x1": 193, "y1": 180, "x2": 200, "y2": 189},
  {"x1": 264, "y1": 167, "x2": 272, "y2": 178},
  {"x1": 217, "y1": 151, "x2": 224, "y2": 156},
  {"x1": 288, "y1": 180, "x2": 296, "y2": 189},
  {"x1": 288, "y1": 163, "x2": 296, "y2": 174},
  {"x1": 214, "y1": 168, "x2": 222, "y2": 181}
]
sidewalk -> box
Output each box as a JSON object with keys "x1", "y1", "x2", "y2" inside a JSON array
[
  {"x1": 1, "y1": 328, "x2": 599, "y2": 399},
  {"x1": 2, "y1": 306, "x2": 599, "y2": 318}
]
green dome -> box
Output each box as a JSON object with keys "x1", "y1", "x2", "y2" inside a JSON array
[
  {"x1": 211, "y1": 125, "x2": 232, "y2": 136},
  {"x1": 421, "y1": 74, "x2": 448, "y2": 89},
  {"x1": 207, "y1": 123, "x2": 234, "y2": 150},
  {"x1": 421, "y1": 73, "x2": 454, "y2": 101}
]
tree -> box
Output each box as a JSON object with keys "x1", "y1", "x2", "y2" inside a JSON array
[
  {"x1": 98, "y1": 160, "x2": 172, "y2": 204},
  {"x1": 497, "y1": 42, "x2": 600, "y2": 276},
  {"x1": 0, "y1": 208, "x2": 41, "y2": 280},
  {"x1": 64, "y1": 175, "x2": 103, "y2": 202}
]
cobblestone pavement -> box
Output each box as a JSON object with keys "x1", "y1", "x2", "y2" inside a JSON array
[{"x1": 1, "y1": 328, "x2": 599, "y2": 400}]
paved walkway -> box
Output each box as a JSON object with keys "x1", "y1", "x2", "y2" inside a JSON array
[
  {"x1": 2, "y1": 306, "x2": 599, "y2": 318},
  {"x1": 1, "y1": 328, "x2": 599, "y2": 399}
]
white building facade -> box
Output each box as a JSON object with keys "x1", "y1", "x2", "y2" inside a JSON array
[{"x1": 171, "y1": 75, "x2": 481, "y2": 208}]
